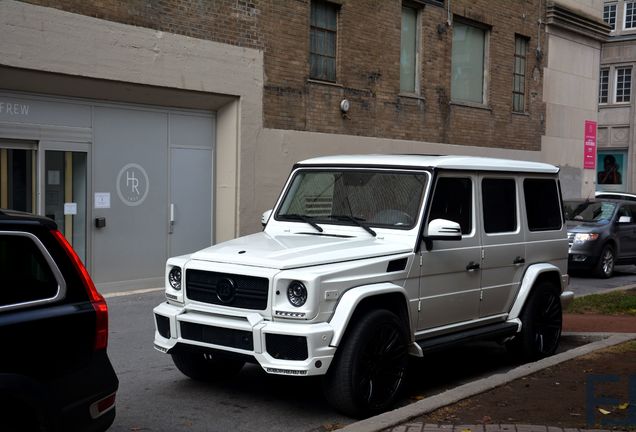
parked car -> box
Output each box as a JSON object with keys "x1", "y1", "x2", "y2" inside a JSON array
[
  {"x1": 0, "y1": 210, "x2": 118, "y2": 432},
  {"x1": 154, "y1": 155, "x2": 572, "y2": 418},
  {"x1": 565, "y1": 199, "x2": 636, "y2": 278},
  {"x1": 595, "y1": 191, "x2": 636, "y2": 202}
]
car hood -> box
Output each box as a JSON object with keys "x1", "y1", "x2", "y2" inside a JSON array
[
  {"x1": 189, "y1": 232, "x2": 412, "y2": 270},
  {"x1": 566, "y1": 220, "x2": 605, "y2": 233}
]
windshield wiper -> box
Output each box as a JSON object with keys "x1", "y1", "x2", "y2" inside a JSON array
[
  {"x1": 329, "y1": 214, "x2": 376, "y2": 237},
  {"x1": 280, "y1": 213, "x2": 323, "y2": 232}
]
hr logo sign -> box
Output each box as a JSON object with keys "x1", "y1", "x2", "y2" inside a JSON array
[{"x1": 116, "y1": 163, "x2": 149, "y2": 207}]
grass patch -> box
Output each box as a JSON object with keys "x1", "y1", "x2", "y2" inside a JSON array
[{"x1": 566, "y1": 288, "x2": 636, "y2": 316}]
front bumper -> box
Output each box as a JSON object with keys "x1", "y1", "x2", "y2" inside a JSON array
[{"x1": 153, "y1": 302, "x2": 336, "y2": 376}]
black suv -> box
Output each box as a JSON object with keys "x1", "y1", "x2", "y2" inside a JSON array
[
  {"x1": 565, "y1": 199, "x2": 636, "y2": 278},
  {"x1": 0, "y1": 210, "x2": 118, "y2": 431}
]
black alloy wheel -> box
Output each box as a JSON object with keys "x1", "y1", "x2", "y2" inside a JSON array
[
  {"x1": 509, "y1": 282, "x2": 562, "y2": 361},
  {"x1": 323, "y1": 309, "x2": 409, "y2": 418}
]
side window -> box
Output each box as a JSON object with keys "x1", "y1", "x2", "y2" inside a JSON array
[
  {"x1": 621, "y1": 206, "x2": 636, "y2": 223},
  {"x1": 0, "y1": 234, "x2": 59, "y2": 307},
  {"x1": 482, "y1": 178, "x2": 517, "y2": 233},
  {"x1": 523, "y1": 178, "x2": 563, "y2": 231},
  {"x1": 429, "y1": 177, "x2": 472, "y2": 234}
]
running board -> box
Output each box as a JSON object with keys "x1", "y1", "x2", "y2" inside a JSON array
[{"x1": 415, "y1": 321, "x2": 519, "y2": 354}]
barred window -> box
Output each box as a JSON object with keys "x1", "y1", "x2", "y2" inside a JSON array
[
  {"x1": 512, "y1": 35, "x2": 529, "y2": 113},
  {"x1": 310, "y1": 1, "x2": 338, "y2": 82},
  {"x1": 599, "y1": 68, "x2": 609, "y2": 104}
]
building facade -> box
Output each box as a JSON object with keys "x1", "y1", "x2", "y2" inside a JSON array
[
  {"x1": 599, "y1": 0, "x2": 636, "y2": 193},
  {"x1": 0, "y1": 0, "x2": 604, "y2": 288}
]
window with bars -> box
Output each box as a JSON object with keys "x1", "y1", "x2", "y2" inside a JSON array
[
  {"x1": 625, "y1": 2, "x2": 636, "y2": 29},
  {"x1": 604, "y1": 4, "x2": 616, "y2": 31},
  {"x1": 310, "y1": 1, "x2": 338, "y2": 82},
  {"x1": 512, "y1": 35, "x2": 528, "y2": 113},
  {"x1": 616, "y1": 67, "x2": 632, "y2": 103},
  {"x1": 599, "y1": 69, "x2": 609, "y2": 104}
]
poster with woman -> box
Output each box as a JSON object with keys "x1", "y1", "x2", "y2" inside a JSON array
[{"x1": 596, "y1": 151, "x2": 626, "y2": 192}]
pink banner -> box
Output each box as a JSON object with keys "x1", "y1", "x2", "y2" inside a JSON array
[{"x1": 584, "y1": 120, "x2": 597, "y2": 170}]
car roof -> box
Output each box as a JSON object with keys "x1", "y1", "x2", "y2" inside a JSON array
[
  {"x1": 0, "y1": 209, "x2": 57, "y2": 229},
  {"x1": 296, "y1": 154, "x2": 559, "y2": 174}
]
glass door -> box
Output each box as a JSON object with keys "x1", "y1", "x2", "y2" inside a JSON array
[
  {"x1": 39, "y1": 142, "x2": 89, "y2": 265},
  {"x1": 0, "y1": 141, "x2": 37, "y2": 213}
]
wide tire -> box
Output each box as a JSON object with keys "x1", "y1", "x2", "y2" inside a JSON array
[
  {"x1": 595, "y1": 245, "x2": 615, "y2": 279},
  {"x1": 323, "y1": 309, "x2": 408, "y2": 418},
  {"x1": 171, "y1": 351, "x2": 244, "y2": 381},
  {"x1": 509, "y1": 282, "x2": 562, "y2": 361}
]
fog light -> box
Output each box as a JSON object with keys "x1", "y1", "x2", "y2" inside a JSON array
[
  {"x1": 287, "y1": 281, "x2": 307, "y2": 307},
  {"x1": 572, "y1": 254, "x2": 588, "y2": 262},
  {"x1": 168, "y1": 266, "x2": 182, "y2": 290}
]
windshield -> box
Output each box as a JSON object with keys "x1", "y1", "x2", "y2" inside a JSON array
[
  {"x1": 564, "y1": 200, "x2": 616, "y2": 223},
  {"x1": 276, "y1": 170, "x2": 429, "y2": 230}
]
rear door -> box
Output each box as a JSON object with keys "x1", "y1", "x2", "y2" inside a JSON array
[{"x1": 478, "y1": 176, "x2": 526, "y2": 317}]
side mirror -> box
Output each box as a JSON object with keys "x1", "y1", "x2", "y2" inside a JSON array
[
  {"x1": 423, "y1": 219, "x2": 462, "y2": 250},
  {"x1": 261, "y1": 209, "x2": 273, "y2": 227},
  {"x1": 618, "y1": 215, "x2": 632, "y2": 224}
]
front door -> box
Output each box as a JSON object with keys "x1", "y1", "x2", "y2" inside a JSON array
[
  {"x1": 0, "y1": 140, "x2": 36, "y2": 214},
  {"x1": 39, "y1": 142, "x2": 89, "y2": 265},
  {"x1": 1, "y1": 140, "x2": 89, "y2": 265},
  {"x1": 169, "y1": 147, "x2": 213, "y2": 257},
  {"x1": 418, "y1": 174, "x2": 481, "y2": 332}
]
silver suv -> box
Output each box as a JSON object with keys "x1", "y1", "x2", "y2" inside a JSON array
[{"x1": 153, "y1": 155, "x2": 572, "y2": 418}]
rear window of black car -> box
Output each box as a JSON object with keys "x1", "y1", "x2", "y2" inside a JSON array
[{"x1": 0, "y1": 234, "x2": 58, "y2": 307}]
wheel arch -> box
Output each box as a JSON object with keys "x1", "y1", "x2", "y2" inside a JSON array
[
  {"x1": 508, "y1": 263, "x2": 563, "y2": 321},
  {"x1": 328, "y1": 283, "x2": 411, "y2": 347}
]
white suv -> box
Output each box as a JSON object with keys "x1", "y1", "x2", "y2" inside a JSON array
[{"x1": 153, "y1": 155, "x2": 573, "y2": 418}]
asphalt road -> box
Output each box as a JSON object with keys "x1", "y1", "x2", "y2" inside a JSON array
[{"x1": 104, "y1": 270, "x2": 631, "y2": 432}]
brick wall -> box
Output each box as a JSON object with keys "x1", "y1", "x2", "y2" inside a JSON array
[
  {"x1": 19, "y1": 0, "x2": 265, "y2": 49},
  {"x1": 20, "y1": 0, "x2": 546, "y2": 151},
  {"x1": 263, "y1": 0, "x2": 546, "y2": 151}
]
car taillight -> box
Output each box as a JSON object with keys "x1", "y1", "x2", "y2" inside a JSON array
[{"x1": 51, "y1": 229, "x2": 109, "y2": 351}]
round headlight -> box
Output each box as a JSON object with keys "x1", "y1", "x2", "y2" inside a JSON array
[
  {"x1": 287, "y1": 281, "x2": 307, "y2": 307},
  {"x1": 168, "y1": 267, "x2": 182, "y2": 290}
]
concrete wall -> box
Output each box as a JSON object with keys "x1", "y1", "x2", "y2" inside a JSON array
[
  {"x1": 542, "y1": 1, "x2": 604, "y2": 199},
  {"x1": 0, "y1": 0, "x2": 262, "y2": 241}
]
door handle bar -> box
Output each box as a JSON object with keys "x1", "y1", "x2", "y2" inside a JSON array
[{"x1": 466, "y1": 261, "x2": 480, "y2": 271}]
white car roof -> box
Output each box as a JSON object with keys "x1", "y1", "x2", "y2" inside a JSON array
[{"x1": 296, "y1": 154, "x2": 559, "y2": 174}]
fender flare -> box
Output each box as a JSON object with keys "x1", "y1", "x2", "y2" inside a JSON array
[
  {"x1": 508, "y1": 263, "x2": 563, "y2": 320},
  {"x1": 328, "y1": 282, "x2": 409, "y2": 347}
]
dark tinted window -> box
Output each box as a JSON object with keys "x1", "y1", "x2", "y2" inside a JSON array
[
  {"x1": 0, "y1": 234, "x2": 58, "y2": 307},
  {"x1": 429, "y1": 177, "x2": 472, "y2": 234},
  {"x1": 524, "y1": 179, "x2": 563, "y2": 231},
  {"x1": 482, "y1": 178, "x2": 517, "y2": 233}
]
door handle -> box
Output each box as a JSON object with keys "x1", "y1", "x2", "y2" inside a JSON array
[
  {"x1": 169, "y1": 203, "x2": 175, "y2": 234},
  {"x1": 466, "y1": 261, "x2": 480, "y2": 272},
  {"x1": 513, "y1": 256, "x2": 525, "y2": 265}
]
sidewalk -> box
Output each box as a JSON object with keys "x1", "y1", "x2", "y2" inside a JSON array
[{"x1": 341, "y1": 314, "x2": 636, "y2": 432}]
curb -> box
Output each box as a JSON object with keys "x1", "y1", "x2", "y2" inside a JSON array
[
  {"x1": 576, "y1": 282, "x2": 636, "y2": 297},
  {"x1": 339, "y1": 333, "x2": 636, "y2": 432}
]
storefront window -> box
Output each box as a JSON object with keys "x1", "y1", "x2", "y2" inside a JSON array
[{"x1": 597, "y1": 150, "x2": 628, "y2": 192}]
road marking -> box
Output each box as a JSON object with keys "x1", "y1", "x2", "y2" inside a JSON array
[{"x1": 103, "y1": 287, "x2": 164, "y2": 298}]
